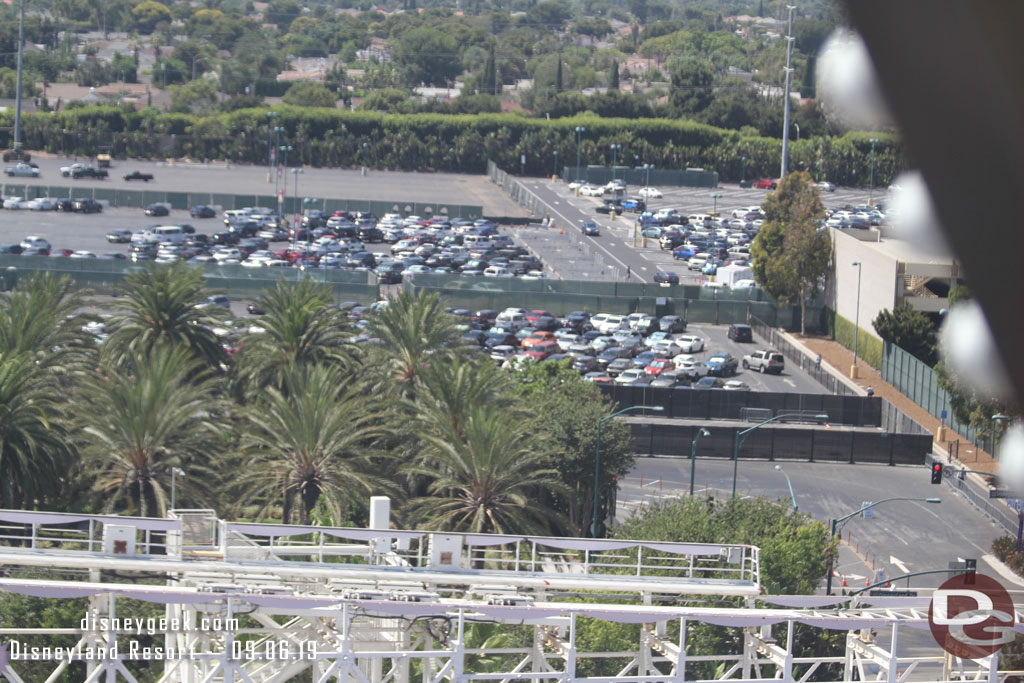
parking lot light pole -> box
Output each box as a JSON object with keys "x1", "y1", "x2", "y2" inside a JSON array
[
  {"x1": 774, "y1": 465, "x2": 797, "y2": 511},
  {"x1": 575, "y1": 126, "x2": 585, "y2": 185},
  {"x1": 643, "y1": 163, "x2": 654, "y2": 188},
  {"x1": 732, "y1": 413, "x2": 828, "y2": 499},
  {"x1": 851, "y1": 261, "x2": 862, "y2": 378},
  {"x1": 609, "y1": 144, "x2": 620, "y2": 181},
  {"x1": 825, "y1": 497, "x2": 941, "y2": 595},
  {"x1": 689, "y1": 428, "x2": 710, "y2": 496},
  {"x1": 594, "y1": 405, "x2": 663, "y2": 537},
  {"x1": 553, "y1": 150, "x2": 558, "y2": 179},
  {"x1": 291, "y1": 167, "x2": 303, "y2": 233},
  {"x1": 868, "y1": 137, "x2": 878, "y2": 204},
  {"x1": 710, "y1": 192, "x2": 723, "y2": 215},
  {"x1": 266, "y1": 112, "x2": 277, "y2": 182}
]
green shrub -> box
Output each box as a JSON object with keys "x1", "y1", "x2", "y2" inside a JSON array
[
  {"x1": 992, "y1": 535, "x2": 1016, "y2": 562},
  {"x1": 825, "y1": 308, "x2": 882, "y2": 369}
]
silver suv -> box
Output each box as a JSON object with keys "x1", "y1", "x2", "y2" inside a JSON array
[{"x1": 742, "y1": 349, "x2": 785, "y2": 374}]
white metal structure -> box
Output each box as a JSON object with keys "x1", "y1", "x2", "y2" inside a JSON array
[{"x1": 0, "y1": 505, "x2": 1018, "y2": 682}]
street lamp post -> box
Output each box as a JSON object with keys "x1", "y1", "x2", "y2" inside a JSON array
[
  {"x1": 553, "y1": 150, "x2": 558, "y2": 179},
  {"x1": 266, "y1": 112, "x2": 277, "y2": 182},
  {"x1": 825, "y1": 497, "x2": 941, "y2": 595},
  {"x1": 643, "y1": 163, "x2": 654, "y2": 189},
  {"x1": 278, "y1": 144, "x2": 292, "y2": 219},
  {"x1": 779, "y1": 5, "x2": 795, "y2": 178},
  {"x1": 851, "y1": 261, "x2": 862, "y2": 379},
  {"x1": 575, "y1": 126, "x2": 586, "y2": 185},
  {"x1": 170, "y1": 467, "x2": 185, "y2": 511},
  {"x1": 710, "y1": 192, "x2": 723, "y2": 215},
  {"x1": 609, "y1": 144, "x2": 621, "y2": 181},
  {"x1": 291, "y1": 167, "x2": 304, "y2": 233},
  {"x1": 594, "y1": 405, "x2": 664, "y2": 537},
  {"x1": 774, "y1": 465, "x2": 797, "y2": 511},
  {"x1": 732, "y1": 413, "x2": 828, "y2": 498},
  {"x1": 689, "y1": 428, "x2": 710, "y2": 496},
  {"x1": 741, "y1": 156, "x2": 747, "y2": 182},
  {"x1": 868, "y1": 137, "x2": 878, "y2": 204}
]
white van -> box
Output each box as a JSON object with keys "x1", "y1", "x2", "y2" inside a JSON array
[
  {"x1": 148, "y1": 225, "x2": 187, "y2": 244},
  {"x1": 463, "y1": 234, "x2": 491, "y2": 247},
  {"x1": 495, "y1": 310, "x2": 529, "y2": 329}
]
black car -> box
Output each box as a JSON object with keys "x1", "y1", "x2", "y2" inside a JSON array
[
  {"x1": 659, "y1": 315, "x2": 687, "y2": 333},
  {"x1": 461, "y1": 330, "x2": 488, "y2": 346},
  {"x1": 190, "y1": 205, "x2": 216, "y2": 219},
  {"x1": 358, "y1": 226, "x2": 383, "y2": 243},
  {"x1": 246, "y1": 302, "x2": 266, "y2": 315},
  {"x1": 144, "y1": 203, "x2": 169, "y2": 217},
  {"x1": 728, "y1": 323, "x2": 754, "y2": 343},
  {"x1": 563, "y1": 311, "x2": 592, "y2": 331},
  {"x1": 595, "y1": 202, "x2": 621, "y2": 215},
  {"x1": 72, "y1": 166, "x2": 107, "y2": 179},
  {"x1": 211, "y1": 231, "x2": 240, "y2": 245},
  {"x1": 302, "y1": 210, "x2": 326, "y2": 228},
  {"x1": 72, "y1": 198, "x2": 103, "y2": 213},
  {"x1": 55, "y1": 198, "x2": 74, "y2": 212},
  {"x1": 377, "y1": 270, "x2": 403, "y2": 284},
  {"x1": 124, "y1": 170, "x2": 154, "y2": 182},
  {"x1": 0, "y1": 243, "x2": 23, "y2": 254},
  {"x1": 704, "y1": 353, "x2": 739, "y2": 377},
  {"x1": 654, "y1": 270, "x2": 680, "y2": 285},
  {"x1": 472, "y1": 309, "x2": 498, "y2": 328},
  {"x1": 228, "y1": 221, "x2": 260, "y2": 237}
]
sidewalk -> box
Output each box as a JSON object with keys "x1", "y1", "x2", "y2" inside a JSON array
[{"x1": 793, "y1": 333, "x2": 997, "y2": 473}]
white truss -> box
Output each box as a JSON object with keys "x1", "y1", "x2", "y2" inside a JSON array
[{"x1": 0, "y1": 508, "x2": 1018, "y2": 682}]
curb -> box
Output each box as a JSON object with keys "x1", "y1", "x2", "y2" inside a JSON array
[{"x1": 982, "y1": 553, "x2": 1024, "y2": 588}]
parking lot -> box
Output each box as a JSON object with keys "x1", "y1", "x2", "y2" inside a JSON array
[{"x1": 517, "y1": 178, "x2": 880, "y2": 284}]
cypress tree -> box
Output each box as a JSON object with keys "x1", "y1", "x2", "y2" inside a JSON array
[
  {"x1": 610, "y1": 60, "x2": 619, "y2": 90},
  {"x1": 556, "y1": 52, "x2": 563, "y2": 93}
]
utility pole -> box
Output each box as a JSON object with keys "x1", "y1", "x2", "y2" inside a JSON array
[
  {"x1": 13, "y1": 0, "x2": 24, "y2": 152},
  {"x1": 779, "y1": 5, "x2": 795, "y2": 179}
]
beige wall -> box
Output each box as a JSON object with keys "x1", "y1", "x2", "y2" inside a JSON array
[{"x1": 826, "y1": 228, "x2": 901, "y2": 340}]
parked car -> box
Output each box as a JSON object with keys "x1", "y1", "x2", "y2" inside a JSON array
[
  {"x1": 814, "y1": 180, "x2": 836, "y2": 192},
  {"x1": 727, "y1": 323, "x2": 753, "y2": 342},
  {"x1": 653, "y1": 270, "x2": 679, "y2": 285},
  {"x1": 5, "y1": 162, "x2": 39, "y2": 177},
  {"x1": 638, "y1": 186, "x2": 663, "y2": 198},
  {"x1": 675, "y1": 335, "x2": 705, "y2": 353},
  {"x1": 190, "y1": 205, "x2": 216, "y2": 218},
  {"x1": 722, "y1": 380, "x2": 751, "y2": 391},
  {"x1": 659, "y1": 316, "x2": 687, "y2": 333},
  {"x1": 107, "y1": 229, "x2": 132, "y2": 243},
  {"x1": 704, "y1": 353, "x2": 739, "y2": 377},
  {"x1": 650, "y1": 370, "x2": 691, "y2": 388},
  {"x1": 753, "y1": 178, "x2": 777, "y2": 190},
  {"x1": 72, "y1": 198, "x2": 103, "y2": 213},
  {"x1": 595, "y1": 202, "x2": 621, "y2": 215},
  {"x1": 145, "y1": 203, "x2": 170, "y2": 217},
  {"x1": 742, "y1": 349, "x2": 785, "y2": 374},
  {"x1": 124, "y1": 170, "x2": 154, "y2": 182},
  {"x1": 693, "y1": 376, "x2": 725, "y2": 389},
  {"x1": 72, "y1": 166, "x2": 107, "y2": 179}
]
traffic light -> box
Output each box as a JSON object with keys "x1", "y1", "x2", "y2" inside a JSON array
[{"x1": 931, "y1": 463, "x2": 944, "y2": 484}]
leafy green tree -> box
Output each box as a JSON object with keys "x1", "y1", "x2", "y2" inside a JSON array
[
  {"x1": 232, "y1": 364, "x2": 388, "y2": 525},
  {"x1": 404, "y1": 403, "x2": 567, "y2": 536},
  {"x1": 131, "y1": 0, "x2": 171, "y2": 33},
  {"x1": 392, "y1": 26, "x2": 460, "y2": 87},
  {"x1": 230, "y1": 278, "x2": 353, "y2": 399},
  {"x1": 525, "y1": 1, "x2": 570, "y2": 29},
  {"x1": 668, "y1": 56, "x2": 714, "y2": 115},
  {"x1": 81, "y1": 344, "x2": 223, "y2": 516},
  {"x1": 0, "y1": 353, "x2": 74, "y2": 509},
  {"x1": 750, "y1": 171, "x2": 830, "y2": 334},
  {"x1": 282, "y1": 80, "x2": 336, "y2": 107},
  {"x1": 609, "y1": 58, "x2": 619, "y2": 90},
  {"x1": 872, "y1": 303, "x2": 937, "y2": 366},
  {"x1": 365, "y1": 291, "x2": 461, "y2": 391},
  {"x1": 264, "y1": 0, "x2": 300, "y2": 31},
  {"x1": 357, "y1": 87, "x2": 413, "y2": 113},
  {"x1": 169, "y1": 78, "x2": 218, "y2": 115},
  {"x1": 103, "y1": 262, "x2": 226, "y2": 372},
  {"x1": 111, "y1": 52, "x2": 138, "y2": 82},
  {"x1": 508, "y1": 359, "x2": 632, "y2": 536}
]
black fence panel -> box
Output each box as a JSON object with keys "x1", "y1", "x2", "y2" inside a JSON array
[
  {"x1": 628, "y1": 423, "x2": 929, "y2": 465},
  {"x1": 599, "y1": 385, "x2": 883, "y2": 427}
]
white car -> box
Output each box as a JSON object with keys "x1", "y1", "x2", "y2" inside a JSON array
[
  {"x1": 5, "y1": 163, "x2": 39, "y2": 177},
  {"x1": 26, "y1": 197, "x2": 55, "y2": 211},
  {"x1": 3, "y1": 196, "x2": 27, "y2": 210},
  {"x1": 580, "y1": 184, "x2": 605, "y2": 197},
  {"x1": 814, "y1": 181, "x2": 836, "y2": 192},
  {"x1": 614, "y1": 368, "x2": 646, "y2": 384},
  {"x1": 650, "y1": 340, "x2": 682, "y2": 357},
  {"x1": 60, "y1": 163, "x2": 86, "y2": 177},
  {"x1": 675, "y1": 358, "x2": 709, "y2": 379},
  {"x1": 723, "y1": 380, "x2": 751, "y2": 391},
  {"x1": 68, "y1": 251, "x2": 97, "y2": 259},
  {"x1": 567, "y1": 180, "x2": 584, "y2": 190},
  {"x1": 590, "y1": 313, "x2": 627, "y2": 333},
  {"x1": 638, "y1": 187, "x2": 663, "y2": 198},
  {"x1": 20, "y1": 235, "x2": 50, "y2": 250},
  {"x1": 212, "y1": 248, "x2": 242, "y2": 262},
  {"x1": 675, "y1": 335, "x2": 705, "y2": 353}
]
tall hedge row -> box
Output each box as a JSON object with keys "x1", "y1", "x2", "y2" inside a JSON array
[{"x1": 5, "y1": 106, "x2": 905, "y2": 186}]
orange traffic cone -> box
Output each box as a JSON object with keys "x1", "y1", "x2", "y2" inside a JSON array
[
  {"x1": 841, "y1": 577, "x2": 847, "y2": 587},
  {"x1": 865, "y1": 579, "x2": 870, "y2": 587}
]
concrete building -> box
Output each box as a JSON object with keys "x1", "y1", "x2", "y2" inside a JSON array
[{"x1": 826, "y1": 226, "x2": 960, "y2": 340}]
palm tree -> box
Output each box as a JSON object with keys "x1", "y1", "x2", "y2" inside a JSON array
[
  {"x1": 80, "y1": 344, "x2": 224, "y2": 516},
  {"x1": 102, "y1": 261, "x2": 226, "y2": 371},
  {"x1": 404, "y1": 405, "x2": 568, "y2": 536},
  {"x1": 0, "y1": 352, "x2": 74, "y2": 509},
  {"x1": 230, "y1": 278, "x2": 355, "y2": 399},
  {"x1": 0, "y1": 272, "x2": 92, "y2": 371},
  {"x1": 365, "y1": 291, "x2": 462, "y2": 392},
  {"x1": 414, "y1": 357, "x2": 518, "y2": 441},
  {"x1": 232, "y1": 364, "x2": 391, "y2": 525}
]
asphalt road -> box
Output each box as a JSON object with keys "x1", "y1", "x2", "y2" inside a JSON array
[
  {"x1": 11, "y1": 155, "x2": 530, "y2": 218},
  {"x1": 622, "y1": 458, "x2": 1008, "y2": 594},
  {"x1": 521, "y1": 179, "x2": 881, "y2": 286}
]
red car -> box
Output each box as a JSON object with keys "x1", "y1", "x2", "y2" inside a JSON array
[
  {"x1": 644, "y1": 358, "x2": 676, "y2": 376},
  {"x1": 753, "y1": 178, "x2": 778, "y2": 190},
  {"x1": 526, "y1": 309, "x2": 553, "y2": 323},
  {"x1": 523, "y1": 340, "x2": 559, "y2": 360}
]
